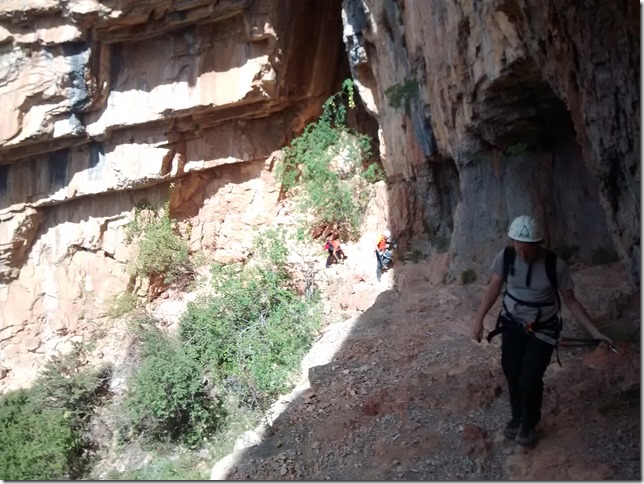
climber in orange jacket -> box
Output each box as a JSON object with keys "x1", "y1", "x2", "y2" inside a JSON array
[
  {"x1": 325, "y1": 233, "x2": 347, "y2": 268},
  {"x1": 375, "y1": 229, "x2": 396, "y2": 281}
]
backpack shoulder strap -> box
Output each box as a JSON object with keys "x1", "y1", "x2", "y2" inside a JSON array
[
  {"x1": 544, "y1": 249, "x2": 561, "y2": 311},
  {"x1": 544, "y1": 249, "x2": 558, "y2": 290},
  {"x1": 502, "y1": 246, "x2": 515, "y2": 283}
]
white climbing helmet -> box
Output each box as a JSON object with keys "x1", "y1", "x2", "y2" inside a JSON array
[
  {"x1": 508, "y1": 215, "x2": 543, "y2": 243},
  {"x1": 383, "y1": 229, "x2": 391, "y2": 238}
]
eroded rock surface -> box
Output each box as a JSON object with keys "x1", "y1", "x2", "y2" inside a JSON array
[
  {"x1": 0, "y1": 0, "x2": 348, "y2": 390},
  {"x1": 344, "y1": 0, "x2": 639, "y2": 282}
]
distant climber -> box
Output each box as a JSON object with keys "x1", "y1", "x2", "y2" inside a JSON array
[
  {"x1": 470, "y1": 215, "x2": 613, "y2": 447},
  {"x1": 375, "y1": 229, "x2": 396, "y2": 281},
  {"x1": 325, "y1": 233, "x2": 347, "y2": 268}
]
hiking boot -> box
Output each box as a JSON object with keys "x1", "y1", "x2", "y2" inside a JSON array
[
  {"x1": 516, "y1": 424, "x2": 536, "y2": 447},
  {"x1": 503, "y1": 419, "x2": 520, "y2": 439}
]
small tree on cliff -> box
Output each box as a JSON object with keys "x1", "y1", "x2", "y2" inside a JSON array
[
  {"x1": 276, "y1": 79, "x2": 383, "y2": 238},
  {"x1": 125, "y1": 200, "x2": 192, "y2": 293}
]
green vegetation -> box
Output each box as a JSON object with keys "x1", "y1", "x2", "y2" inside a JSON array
[
  {"x1": 460, "y1": 268, "x2": 478, "y2": 284},
  {"x1": 179, "y1": 228, "x2": 321, "y2": 409},
  {"x1": 125, "y1": 201, "x2": 192, "y2": 284},
  {"x1": 276, "y1": 79, "x2": 381, "y2": 237},
  {"x1": 384, "y1": 79, "x2": 418, "y2": 109},
  {"x1": 106, "y1": 452, "x2": 209, "y2": 481},
  {"x1": 0, "y1": 389, "x2": 77, "y2": 480},
  {"x1": 121, "y1": 322, "x2": 226, "y2": 446},
  {"x1": 361, "y1": 162, "x2": 386, "y2": 184},
  {"x1": 106, "y1": 292, "x2": 139, "y2": 319},
  {"x1": 0, "y1": 343, "x2": 108, "y2": 480},
  {"x1": 1, "y1": 229, "x2": 320, "y2": 477},
  {"x1": 116, "y1": 228, "x2": 320, "y2": 450}
]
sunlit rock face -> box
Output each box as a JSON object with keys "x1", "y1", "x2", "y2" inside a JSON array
[
  {"x1": 0, "y1": 0, "x2": 347, "y2": 391},
  {"x1": 342, "y1": 0, "x2": 639, "y2": 283},
  {"x1": 0, "y1": 0, "x2": 639, "y2": 392}
]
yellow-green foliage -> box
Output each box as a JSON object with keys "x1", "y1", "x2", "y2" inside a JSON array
[
  {"x1": 119, "y1": 229, "x2": 321, "y2": 448},
  {"x1": 106, "y1": 292, "x2": 138, "y2": 319},
  {"x1": 179, "y1": 228, "x2": 321, "y2": 408},
  {"x1": 126, "y1": 201, "x2": 192, "y2": 284},
  {"x1": 276, "y1": 79, "x2": 381, "y2": 236},
  {"x1": 120, "y1": 322, "x2": 226, "y2": 446}
]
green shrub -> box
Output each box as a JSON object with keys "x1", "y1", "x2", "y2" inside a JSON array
[
  {"x1": 276, "y1": 79, "x2": 378, "y2": 235},
  {"x1": 361, "y1": 162, "x2": 385, "y2": 183},
  {"x1": 0, "y1": 389, "x2": 77, "y2": 480},
  {"x1": 0, "y1": 344, "x2": 108, "y2": 480},
  {"x1": 384, "y1": 79, "x2": 418, "y2": 109},
  {"x1": 106, "y1": 292, "x2": 139, "y2": 319},
  {"x1": 126, "y1": 201, "x2": 192, "y2": 284},
  {"x1": 179, "y1": 229, "x2": 321, "y2": 407},
  {"x1": 31, "y1": 343, "x2": 109, "y2": 421},
  {"x1": 460, "y1": 268, "x2": 478, "y2": 284},
  {"x1": 122, "y1": 324, "x2": 226, "y2": 446}
]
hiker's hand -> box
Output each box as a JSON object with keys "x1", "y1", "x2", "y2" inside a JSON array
[{"x1": 471, "y1": 319, "x2": 484, "y2": 343}]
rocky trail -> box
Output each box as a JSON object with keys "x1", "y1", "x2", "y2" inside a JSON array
[{"x1": 210, "y1": 247, "x2": 641, "y2": 480}]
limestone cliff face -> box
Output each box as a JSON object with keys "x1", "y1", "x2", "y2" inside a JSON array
[
  {"x1": 344, "y1": 0, "x2": 639, "y2": 282},
  {"x1": 0, "y1": 0, "x2": 347, "y2": 389},
  {"x1": 0, "y1": 0, "x2": 639, "y2": 390}
]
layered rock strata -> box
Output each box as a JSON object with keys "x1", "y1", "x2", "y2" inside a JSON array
[{"x1": 0, "y1": 0, "x2": 347, "y2": 390}]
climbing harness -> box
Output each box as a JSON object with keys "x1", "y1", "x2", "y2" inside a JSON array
[{"x1": 487, "y1": 247, "x2": 564, "y2": 365}]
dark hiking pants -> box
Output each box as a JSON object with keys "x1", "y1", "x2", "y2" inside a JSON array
[{"x1": 501, "y1": 320, "x2": 554, "y2": 427}]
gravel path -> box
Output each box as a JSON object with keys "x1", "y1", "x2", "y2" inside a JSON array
[{"x1": 211, "y1": 259, "x2": 640, "y2": 480}]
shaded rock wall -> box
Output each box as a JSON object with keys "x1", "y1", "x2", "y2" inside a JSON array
[{"x1": 344, "y1": 0, "x2": 639, "y2": 282}]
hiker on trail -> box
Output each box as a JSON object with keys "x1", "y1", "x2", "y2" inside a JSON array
[
  {"x1": 375, "y1": 229, "x2": 396, "y2": 281},
  {"x1": 325, "y1": 233, "x2": 347, "y2": 268},
  {"x1": 470, "y1": 215, "x2": 612, "y2": 447}
]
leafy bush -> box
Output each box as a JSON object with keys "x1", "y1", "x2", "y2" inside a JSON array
[
  {"x1": 276, "y1": 79, "x2": 378, "y2": 235},
  {"x1": 460, "y1": 268, "x2": 478, "y2": 284},
  {"x1": 122, "y1": 323, "x2": 226, "y2": 446},
  {"x1": 32, "y1": 343, "x2": 110, "y2": 421},
  {"x1": 384, "y1": 79, "x2": 418, "y2": 109},
  {"x1": 0, "y1": 344, "x2": 108, "y2": 480},
  {"x1": 0, "y1": 389, "x2": 77, "y2": 480},
  {"x1": 106, "y1": 292, "x2": 139, "y2": 319},
  {"x1": 361, "y1": 162, "x2": 385, "y2": 183},
  {"x1": 179, "y1": 229, "x2": 321, "y2": 407},
  {"x1": 126, "y1": 201, "x2": 192, "y2": 284}
]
